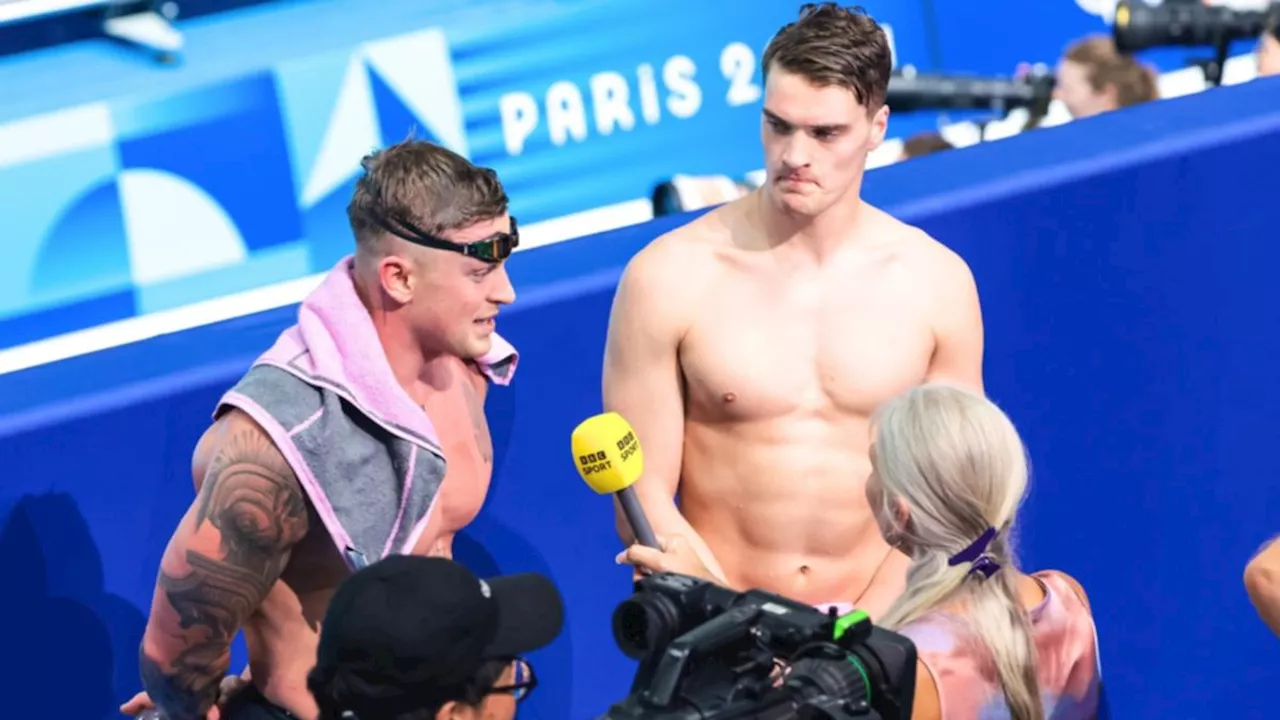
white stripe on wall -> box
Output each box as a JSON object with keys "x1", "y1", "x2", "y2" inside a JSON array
[
  {"x1": 0, "y1": 51, "x2": 1263, "y2": 376},
  {"x1": 0, "y1": 197, "x2": 654, "y2": 376}
]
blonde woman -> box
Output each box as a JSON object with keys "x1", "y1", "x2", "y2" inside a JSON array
[
  {"x1": 866, "y1": 383, "x2": 1100, "y2": 719},
  {"x1": 620, "y1": 383, "x2": 1100, "y2": 719}
]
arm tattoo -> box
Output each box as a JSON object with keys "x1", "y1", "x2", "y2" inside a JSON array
[{"x1": 142, "y1": 425, "x2": 309, "y2": 719}]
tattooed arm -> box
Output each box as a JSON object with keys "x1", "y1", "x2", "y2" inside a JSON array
[{"x1": 139, "y1": 410, "x2": 309, "y2": 719}]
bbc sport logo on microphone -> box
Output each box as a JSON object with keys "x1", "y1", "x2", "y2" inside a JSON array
[
  {"x1": 570, "y1": 412, "x2": 659, "y2": 547},
  {"x1": 616, "y1": 430, "x2": 639, "y2": 461},
  {"x1": 570, "y1": 412, "x2": 647, "y2": 495},
  {"x1": 577, "y1": 451, "x2": 612, "y2": 475},
  {"x1": 577, "y1": 429, "x2": 639, "y2": 475}
]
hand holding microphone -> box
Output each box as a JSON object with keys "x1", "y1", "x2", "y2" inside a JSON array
[
  {"x1": 571, "y1": 412, "x2": 721, "y2": 582},
  {"x1": 571, "y1": 412, "x2": 660, "y2": 548}
]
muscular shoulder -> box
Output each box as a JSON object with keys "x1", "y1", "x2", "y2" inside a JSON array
[
  {"x1": 192, "y1": 409, "x2": 302, "y2": 501},
  {"x1": 626, "y1": 212, "x2": 727, "y2": 284},
  {"x1": 195, "y1": 408, "x2": 310, "y2": 544},
  {"x1": 614, "y1": 211, "x2": 727, "y2": 329},
  {"x1": 877, "y1": 212, "x2": 975, "y2": 291}
]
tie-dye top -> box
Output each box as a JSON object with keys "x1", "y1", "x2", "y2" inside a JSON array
[{"x1": 896, "y1": 570, "x2": 1100, "y2": 720}]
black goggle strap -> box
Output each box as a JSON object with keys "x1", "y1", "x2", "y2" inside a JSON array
[{"x1": 368, "y1": 205, "x2": 519, "y2": 263}]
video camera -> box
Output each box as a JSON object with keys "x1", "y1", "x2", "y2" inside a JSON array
[
  {"x1": 597, "y1": 573, "x2": 917, "y2": 719},
  {"x1": 884, "y1": 66, "x2": 1056, "y2": 119},
  {"x1": 1113, "y1": 0, "x2": 1279, "y2": 85}
]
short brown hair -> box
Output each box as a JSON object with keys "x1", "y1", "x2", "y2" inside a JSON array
[
  {"x1": 347, "y1": 139, "x2": 509, "y2": 246},
  {"x1": 761, "y1": 3, "x2": 892, "y2": 111},
  {"x1": 1064, "y1": 35, "x2": 1159, "y2": 108}
]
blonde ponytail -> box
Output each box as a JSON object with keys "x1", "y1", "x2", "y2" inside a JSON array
[
  {"x1": 869, "y1": 383, "x2": 1043, "y2": 720},
  {"x1": 966, "y1": 570, "x2": 1045, "y2": 720}
]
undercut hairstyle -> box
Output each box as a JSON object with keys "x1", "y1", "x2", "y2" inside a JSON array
[
  {"x1": 346, "y1": 138, "x2": 509, "y2": 248},
  {"x1": 761, "y1": 3, "x2": 893, "y2": 112}
]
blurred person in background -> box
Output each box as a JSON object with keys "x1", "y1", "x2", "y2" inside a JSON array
[
  {"x1": 1258, "y1": 14, "x2": 1280, "y2": 77},
  {"x1": 1054, "y1": 34, "x2": 1160, "y2": 119},
  {"x1": 898, "y1": 131, "x2": 955, "y2": 162},
  {"x1": 306, "y1": 555, "x2": 563, "y2": 720},
  {"x1": 651, "y1": 174, "x2": 753, "y2": 217}
]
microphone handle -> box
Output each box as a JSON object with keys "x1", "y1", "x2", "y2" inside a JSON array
[{"x1": 617, "y1": 487, "x2": 661, "y2": 548}]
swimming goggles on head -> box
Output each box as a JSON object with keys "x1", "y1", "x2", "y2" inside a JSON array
[{"x1": 369, "y1": 205, "x2": 520, "y2": 263}]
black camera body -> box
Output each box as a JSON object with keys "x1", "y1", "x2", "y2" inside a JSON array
[
  {"x1": 1114, "y1": 0, "x2": 1277, "y2": 53},
  {"x1": 885, "y1": 69, "x2": 1056, "y2": 118},
  {"x1": 597, "y1": 573, "x2": 917, "y2": 720},
  {"x1": 1113, "y1": 0, "x2": 1279, "y2": 85}
]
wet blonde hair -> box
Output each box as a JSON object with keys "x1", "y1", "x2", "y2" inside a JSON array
[{"x1": 871, "y1": 383, "x2": 1043, "y2": 720}]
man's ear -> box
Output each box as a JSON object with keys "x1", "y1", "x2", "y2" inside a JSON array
[
  {"x1": 868, "y1": 103, "x2": 890, "y2": 149},
  {"x1": 436, "y1": 699, "x2": 473, "y2": 720},
  {"x1": 378, "y1": 254, "x2": 418, "y2": 305}
]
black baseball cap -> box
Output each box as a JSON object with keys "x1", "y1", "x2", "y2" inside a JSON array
[{"x1": 313, "y1": 555, "x2": 564, "y2": 711}]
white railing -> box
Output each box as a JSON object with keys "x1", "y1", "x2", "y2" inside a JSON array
[
  {"x1": 0, "y1": 0, "x2": 109, "y2": 25},
  {"x1": 0, "y1": 0, "x2": 182, "y2": 56}
]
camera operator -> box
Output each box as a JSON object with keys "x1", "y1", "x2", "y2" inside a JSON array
[
  {"x1": 622, "y1": 383, "x2": 1100, "y2": 719},
  {"x1": 301, "y1": 556, "x2": 564, "y2": 720},
  {"x1": 1054, "y1": 34, "x2": 1160, "y2": 119}
]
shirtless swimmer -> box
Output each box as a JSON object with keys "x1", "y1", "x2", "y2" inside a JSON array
[
  {"x1": 124, "y1": 140, "x2": 521, "y2": 720},
  {"x1": 608, "y1": 4, "x2": 985, "y2": 618}
]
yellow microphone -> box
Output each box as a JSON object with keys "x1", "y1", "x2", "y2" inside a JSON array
[{"x1": 571, "y1": 412, "x2": 660, "y2": 548}]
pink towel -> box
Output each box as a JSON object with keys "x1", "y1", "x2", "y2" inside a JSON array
[
  {"x1": 254, "y1": 255, "x2": 519, "y2": 450},
  {"x1": 214, "y1": 255, "x2": 519, "y2": 568}
]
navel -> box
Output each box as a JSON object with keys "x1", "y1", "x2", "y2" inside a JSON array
[{"x1": 799, "y1": 564, "x2": 810, "y2": 575}]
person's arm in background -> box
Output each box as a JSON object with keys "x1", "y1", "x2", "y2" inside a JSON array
[
  {"x1": 138, "y1": 411, "x2": 309, "y2": 719},
  {"x1": 1245, "y1": 535, "x2": 1280, "y2": 637},
  {"x1": 602, "y1": 237, "x2": 728, "y2": 583},
  {"x1": 924, "y1": 242, "x2": 986, "y2": 393}
]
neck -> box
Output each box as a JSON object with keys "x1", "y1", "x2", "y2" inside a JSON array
[
  {"x1": 353, "y1": 274, "x2": 453, "y2": 399},
  {"x1": 755, "y1": 183, "x2": 867, "y2": 262}
]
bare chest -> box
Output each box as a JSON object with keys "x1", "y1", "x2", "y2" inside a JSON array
[
  {"x1": 412, "y1": 373, "x2": 494, "y2": 554},
  {"x1": 681, "y1": 264, "x2": 935, "y2": 420},
  {"x1": 278, "y1": 374, "x2": 495, "y2": 587}
]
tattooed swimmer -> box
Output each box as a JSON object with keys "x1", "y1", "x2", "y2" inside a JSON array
[{"x1": 126, "y1": 140, "x2": 522, "y2": 720}]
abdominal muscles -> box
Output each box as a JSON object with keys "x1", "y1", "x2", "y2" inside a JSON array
[{"x1": 678, "y1": 414, "x2": 890, "y2": 604}]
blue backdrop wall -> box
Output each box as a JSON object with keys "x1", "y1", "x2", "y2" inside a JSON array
[
  {"x1": 2, "y1": 74, "x2": 1280, "y2": 720},
  {"x1": 5, "y1": 0, "x2": 1208, "y2": 352}
]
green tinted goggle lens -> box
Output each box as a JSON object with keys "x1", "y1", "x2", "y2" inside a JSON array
[{"x1": 370, "y1": 208, "x2": 519, "y2": 263}]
